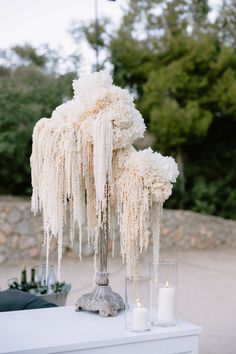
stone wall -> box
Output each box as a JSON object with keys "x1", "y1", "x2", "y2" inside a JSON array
[
  {"x1": 160, "y1": 209, "x2": 236, "y2": 250},
  {"x1": 0, "y1": 196, "x2": 236, "y2": 264},
  {"x1": 0, "y1": 197, "x2": 43, "y2": 264}
]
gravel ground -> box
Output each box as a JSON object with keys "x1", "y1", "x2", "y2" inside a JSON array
[{"x1": 0, "y1": 248, "x2": 235, "y2": 354}]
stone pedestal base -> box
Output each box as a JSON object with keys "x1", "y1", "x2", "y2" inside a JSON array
[{"x1": 75, "y1": 285, "x2": 125, "y2": 317}]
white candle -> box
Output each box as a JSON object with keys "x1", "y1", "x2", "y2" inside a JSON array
[
  {"x1": 132, "y1": 300, "x2": 148, "y2": 331},
  {"x1": 158, "y1": 281, "x2": 175, "y2": 323}
]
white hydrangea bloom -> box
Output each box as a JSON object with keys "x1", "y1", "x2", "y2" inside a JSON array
[
  {"x1": 51, "y1": 71, "x2": 145, "y2": 147},
  {"x1": 127, "y1": 148, "x2": 179, "y2": 183},
  {"x1": 73, "y1": 70, "x2": 113, "y2": 102},
  {"x1": 51, "y1": 100, "x2": 81, "y2": 123}
]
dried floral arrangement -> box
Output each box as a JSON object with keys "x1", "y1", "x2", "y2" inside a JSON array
[{"x1": 31, "y1": 71, "x2": 179, "y2": 280}]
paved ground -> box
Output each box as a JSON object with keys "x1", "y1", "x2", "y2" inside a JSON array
[{"x1": 0, "y1": 248, "x2": 236, "y2": 354}]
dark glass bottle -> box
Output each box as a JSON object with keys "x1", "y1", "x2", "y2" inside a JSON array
[
  {"x1": 28, "y1": 268, "x2": 38, "y2": 294},
  {"x1": 19, "y1": 267, "x2": 28, "y2": 292}
]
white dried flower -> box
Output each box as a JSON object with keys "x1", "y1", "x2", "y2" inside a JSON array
[
  {"x1": 73, "y1": 70, "x2": 113, "y2": 101},
  {"x1": 31, "y1": 70, "x2": 178, "y2": 279},
  {"x1": 127, "y1": 147, "x2": 179, "y2": 183},
  {"x1": 51, "y1": 71, "x2": 145, "y2": 147},
  {"x1": 51, "y1": 100, "x2": 81, "y2": 123}
]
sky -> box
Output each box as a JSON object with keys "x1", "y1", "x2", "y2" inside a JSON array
[
  {"x1": 0, "y1": 0, "x2": 222, "y2": 72},
  {"x1": 0, "y1": 0, "x2": 126, "y2": 71}
]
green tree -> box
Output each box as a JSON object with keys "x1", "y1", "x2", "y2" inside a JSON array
[
  {"x1": 70, "y1": 18, "x2": 110, "y2": 70},
  {"x1": 12, "y1": 45, "x2": 47, "y2": 67},
  {"x1": 217, "y1": 0, "x2": 236, "y2": 46},
  {"x1": 76, "y1": 0, "x2": 236, "y2": 218},
  {"x1": 108, "y1": 0, "x2": 215, "y2": 197},
  {"x1": 0, "y1": 45, "x2": 76, "y2": 195}
]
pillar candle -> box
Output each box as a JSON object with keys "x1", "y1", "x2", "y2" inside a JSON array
[
  {"x1": 158, "y1": 282, "x2": 175, "y2": 323},
  {"x1": 132, "y1": 301, "x2": 148, "y2": 331}
]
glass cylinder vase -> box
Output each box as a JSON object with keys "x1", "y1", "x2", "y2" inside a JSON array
[
  {"x1": 151, "y1": 261, "x2": 177, "y2": 327},
  {"x1": 125, "y1": 276, "x2": 151, "y2": 332}
]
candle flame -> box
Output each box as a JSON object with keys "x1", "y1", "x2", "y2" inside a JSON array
[{"x1": 166, "y1": 281, "x2": 169, "y2": 288}]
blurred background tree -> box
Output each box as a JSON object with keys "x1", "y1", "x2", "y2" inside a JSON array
[
  {"x1": 71, "y1": 0, "x2": 236, "y2": 218},
  {"x1": 0, "y1": 45, "x2": 76, "y2": 195},
  {"x1": 1, "y1": 0, "x2": 236, "y2": 219}
]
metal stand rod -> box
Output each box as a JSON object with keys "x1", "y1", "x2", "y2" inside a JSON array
[{"x1": 75, "y1": 184, "x2": 125, "y2": 317}]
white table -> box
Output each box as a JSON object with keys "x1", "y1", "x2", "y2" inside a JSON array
[{"x1": 0, "y1": 306, "x2": 202, "y2": 354}]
